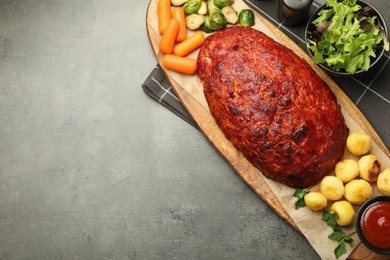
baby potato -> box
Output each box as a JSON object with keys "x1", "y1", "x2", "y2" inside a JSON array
[
  {"x1": 344, "y1": 179, "x2": 373, "y2": 205},
  {"x1": 320, "y1": 176, "x2": 344, "y2": 201},
  {"x1": 377, "y1": 169, "x2": 390, "y2": 195},
  {"x1": 358, "y1": 154, "x2": 381, "y2": 182},
  {"x1": 330, "y1": 200, "x2": 356, "y2": 226},
  {"x1": 304, "y1": 192, "x2": 328, "y2": 211},
  {"x1": 346, "y1": 132, "x2": 372, "y2": 156},
  {"x1": 335, "y1": 159, "x2": 359, "y2": 183}
]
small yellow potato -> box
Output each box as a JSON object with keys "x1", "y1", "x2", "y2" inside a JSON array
[
  {"x1": 344, "y1": 179, "x2": 373, "y2": 205},
  {"x1": 377, "y1": 169, "x2": 390, "y2": 195},
  {"x1": 330, "y1": 200, "x2": 356, "y2": 226},
  {"x1": 335, "y1": 159, "x2": 359, "y2": 183},
  {"x1": 358, "y1": 154, "x2": 381, "y2": 182},
  {"x1": 320, "y1": 176, "x2": 345, "y2": 200},
  {"x1": 346, "y1": 132, "x2": 372, "y2": 156},
  {"x1": 304, "y1": 192, "x2": 328, "y2": 211}
]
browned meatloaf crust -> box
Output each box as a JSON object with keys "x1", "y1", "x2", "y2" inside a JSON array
[{"x1": 197, "y1": 26, "x2": 349, "y2": 188}]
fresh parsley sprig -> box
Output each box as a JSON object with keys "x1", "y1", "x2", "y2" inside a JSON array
[
  {"x1": 322, "y1": 209, "x2": 338, "y2": 230},
  {"x1": 328, "y1": 229, "x2": 355, "y2": 259},
  {"x1": 293, "y1": 188, "x2": 310, "y2": 209},
  {"x1": 322, "y1": 210, "x2": 355, "y2": 259}
]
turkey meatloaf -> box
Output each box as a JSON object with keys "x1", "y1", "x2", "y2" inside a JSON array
[{"x1": 197, "y1": 26, "x2": 349, "y2": 188}]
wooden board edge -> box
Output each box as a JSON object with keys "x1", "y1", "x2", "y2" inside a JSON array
[{"x1": 146, "y1": 1, "x2": 158, "y2": 58}]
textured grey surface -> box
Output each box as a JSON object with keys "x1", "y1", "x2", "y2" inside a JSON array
[{"x1": 0, "y1": 0, "x2": 322, "y2": 259}]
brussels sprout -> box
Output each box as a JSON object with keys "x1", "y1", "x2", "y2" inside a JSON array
[
  {"x1": 171, "y1": 0, "x2": 187, "y2": 6},
  {"x1": 202, "y1": 9, "x2": 227, "y2": 33},
  {"x1": 214, "y1": 0, "x2": 234, "y2": 9},
  {"x1": 197, "y1": 1, "x2": 208, "y2": 15},
  {"x1": 186, "y1": 14, "x2": 205, "y2": 30},
  {"x1": 183, "y1": 0, "x2": 202, "y2": 15},
  {"x1": 207, "y1": 0, "x2": 219, "y2": 13},
  {"x1": 239, "y1": 9, "x2": 255, "y2": 27},
  {"x1": 221, "y1": 6, "x2": 238, "y2": 24}
]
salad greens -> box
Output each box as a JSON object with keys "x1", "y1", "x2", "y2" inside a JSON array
[{"x1": 307, "y1": 0, "x2": 389, "y2": 74}]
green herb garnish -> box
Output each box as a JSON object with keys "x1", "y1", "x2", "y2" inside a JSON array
[
  {"x1": 322, "y1": 210, "x2": 355, "y2": 259},
  {"x1": 293, "y1": 188, "x2": 310, "y2": 209},
  {"x1": 322, "y1": 209, "x2": 339, "y2": 230},
  {"x1": 328, "y1": 229, "x2": 355, "y2": 259}
]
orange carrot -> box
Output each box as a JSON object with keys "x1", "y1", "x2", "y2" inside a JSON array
[
  {"x1": 171, "y1": 7, "x2": 187, "y2": 43},
  {"x1": 162, "y1": 54, "x2": 198, "y2": 75},
  {"x1": 159, "y1": 19, "x2": 180, "y2": 54},
  {"x1": 157, "y1": 0, "x2": 171, "y2": 34},
  {"x1": 174, "y1": 32, "x2": 205, "y2": 57}
]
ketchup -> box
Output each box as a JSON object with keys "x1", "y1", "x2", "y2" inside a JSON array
[{"x1": 360, "y1": 201, "x2": 390, "y2": 250}]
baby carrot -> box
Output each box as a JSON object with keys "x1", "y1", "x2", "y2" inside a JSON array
[
  {"x1": 174, "y1": 32, "x2": 205, "y2": 57},
  {"x1": 162, "y1": 54, "x2": 198, "y2": 75},
  {"x1": 157, "y1": 0, "x2": 171, "y2": 34},
  {"x1": 160, "y1": 18, "x2": 180, "y2": 54},
  {"x1": 171, "y1": 7, "x2": 187, "y2": 43}
]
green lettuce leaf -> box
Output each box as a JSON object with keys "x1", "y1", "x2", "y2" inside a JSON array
[{"x1": 308, "y1": 0, "x2": 389, "y2": 73}]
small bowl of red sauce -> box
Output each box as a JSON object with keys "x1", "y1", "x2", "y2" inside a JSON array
[{"x1": 355, "y1": 196, "x2": 390, "y2": 255}]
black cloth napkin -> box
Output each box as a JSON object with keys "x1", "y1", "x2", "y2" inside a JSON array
[{"x1": 142, "y1": 64, "x2": 198, "y2": 128}]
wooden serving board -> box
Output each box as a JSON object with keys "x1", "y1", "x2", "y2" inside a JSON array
[{"x1": 146, "y1": 0, "x2": 390, "y2": 259}]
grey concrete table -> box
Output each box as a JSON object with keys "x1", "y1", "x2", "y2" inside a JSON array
[{"x1": 0, "y1": 1, "x2": 385, "y2": 259}]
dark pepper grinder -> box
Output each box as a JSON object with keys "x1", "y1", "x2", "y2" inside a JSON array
[{"x1": 278, "y1": 0, "x2": 313, "y2": 27}]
